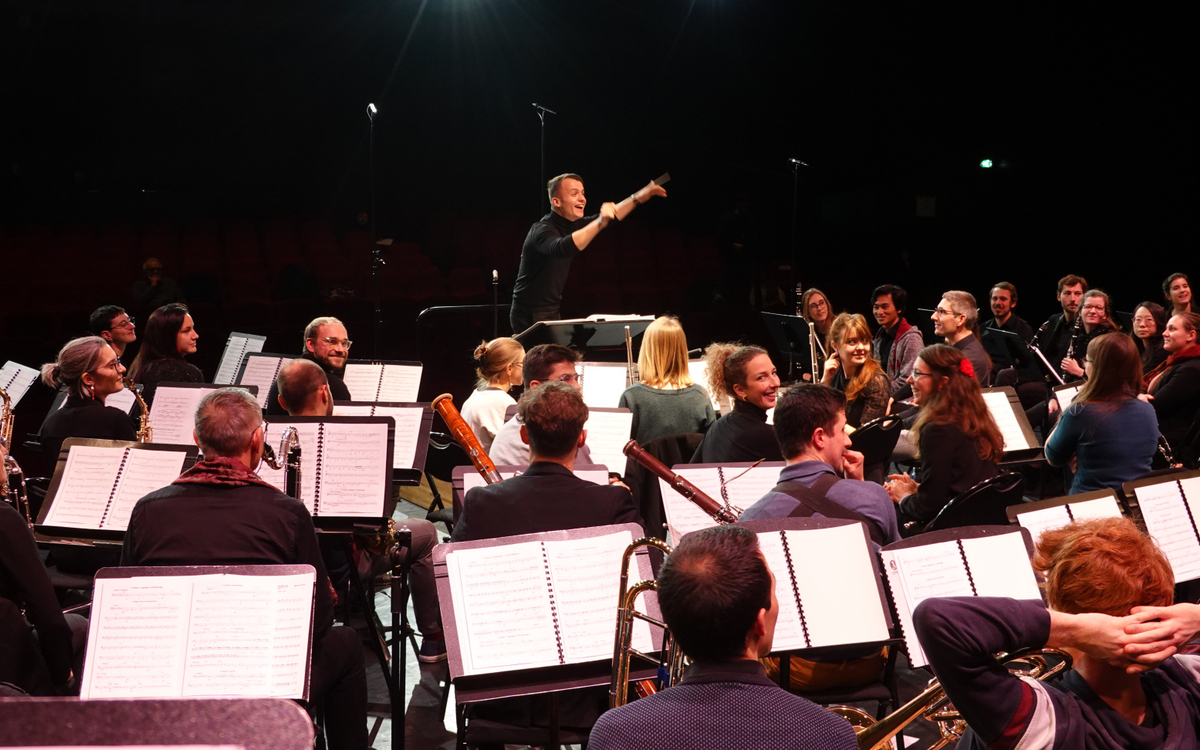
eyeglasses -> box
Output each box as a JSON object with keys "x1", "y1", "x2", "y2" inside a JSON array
[
  {"x1": 808, "y1": 299, "x2": 828, "y2": 310},
  {"x1": 318, "y1": 337, "x2": 353, "y2": 349},
  {"x1": 110, "y1": 316, "x2": 135, "y2": 329},
  {"x1": 932, "y1": 307, "x2": 958, "y2": 318},
  {"x1": 554, "y1": 373, "x2": 580, "y2": 384},
  {"x1": 910, "y1": 369, "x2": 933, "y2": 379},
  {"x1": 1081, "y1": 304, "x2": 1106, "y2": 313},
  {"x1": 94, "y1": 359, "x2": 123, "y2": 373}
]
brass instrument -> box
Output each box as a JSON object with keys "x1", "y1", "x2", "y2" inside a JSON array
[
  {"x1": 0, "y1": 386, "x2": 12, "y2": 450},
  {"x1": 0, "y1": 387, "x2": 33, "y2": 529},
  {"x1": 261, "y1": 425, "x2": 302, "y2": 500},
  {"x1": 610, "y1": 537, "x2": 685, "y2": 709},
  {"x1": 623, "y1": 439, "x2": 740, "y2": 523},
  {"x1": 431, "y1": 393, "x2": 502, "y2": 484},
  {"x1": 123, "y1": 376, "x2": 152, "y2": 443}
]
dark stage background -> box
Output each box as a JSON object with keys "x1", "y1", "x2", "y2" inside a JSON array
[{"x1": 2, "y1": 0, "x2": 1196, "y2": 457}]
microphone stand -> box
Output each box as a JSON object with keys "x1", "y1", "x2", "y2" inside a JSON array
[
  {"x1": 788, "y1": 158, "x2": 808, "y2": 314},
  {"x1": 492, "y1": 270, "x2": 499, "y2": 338},
  {"x1": 367, "y1": 103, "x2": 385, "y2": 358},
  {"x1": 533, "y1": 103, "x2": 557, "y2": 212}
]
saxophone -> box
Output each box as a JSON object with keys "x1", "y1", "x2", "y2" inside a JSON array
[
  {"x1": 0, "y1": 387, "x2": 33, "y2": 529},
  {"x1": 123, "y1": 376, "x2": 152, "y2": 443}
]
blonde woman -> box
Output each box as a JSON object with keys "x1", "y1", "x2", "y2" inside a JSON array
[
  {"x1": 619, "y1": 317, "x2": 717, "y2": 444},
  {"x1": 460, "y1": 337, "x2": 525, "y2": 452},
  {"x1": 821, "y1": 313, "x2": 891, "y2": 428}
]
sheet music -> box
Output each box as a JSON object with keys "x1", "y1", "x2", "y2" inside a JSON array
[
  {"x1": 982, "y1": 390, "x2": 1031, "y2": 451},
  {"x1": 659, "y1": 464, "x2": 785, "y2": 545},
  {"x1": 342, "y1": 363, "x2": 423, "y2": 403},
  {"x1": 42, "y1": 446, "x2": 188, "y2": 531},
  {"x1": 1137, "y1": 480, "x2": 1200, "y2": 582},
  {"x1": 147, "y1": 387, "x2": 208, "y2": 446},
  {"x1": 1016, "y1": 497, "x2": 1123, "y2": 546},
  {"x1": 578, "y1": 362, "x2": 629, "y2": 409},
  {"x1": 883, "y1": 531, "x2": 1039, "y2": 667},
  {"x1": 333, "y1": 405, "x2": 424, "y2": 470},
  {"x1": 756, "y1": 532, "x2": 807, "y2": 649},
  {"x1": 0, "y1": 360, "x2": 39, "y2": 406},
  {"x1": 581, "y1": 410, "x2": 633, "y2": 476},
  {"x1": 237, "y1": 355, "x2": 293, "y2": 409},
  {"x1": 261, "y1": 421, "x2": 389, "y2": 517},
  {"x1": 660, "y1": 488, "x2": 720, "y2": 547},
  {"x1": 783, "y1": 526, "x2": 889, "y2": 648},
  {"x1": 447, "y1": 541, "x2": 560, "y2": 675},
  {"x1": 543, "y1": 530, "x2": 651, "y2": 661},
  {"x1": 1056, "y1": 384, "x2": 1082, "y2": 409},
  {"x1": 461, "y1": 468, "x2": 609, "y2": 495},
  {"x1": 214, "y1": 333, "x2": 267, "y2": 385},
  {"x1": 82, "y1": 572, "x2": 314, "y2": 700}
]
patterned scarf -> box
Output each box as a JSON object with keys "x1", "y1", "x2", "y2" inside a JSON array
[
  {"x1": 1146, "y1": 344, "x2": 1200, "y2": 394},
  {"x1": 172, "y1": 456, "x2": 278, "y2": 490}
]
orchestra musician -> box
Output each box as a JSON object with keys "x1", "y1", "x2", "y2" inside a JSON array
[
  {"x1": 885, "y1": 344, "x2": 1002, "y2": 533},
  {"x1": 509, "y1": 173, "x2": 667, "y2": 334},
  {"x1": 460, "y1": 337, "x2": 525, "y2": 453},
  {"x1": 275, "y1": 359, "x2": 446, "y2": 663},
  {"x1": 1061, "y1": 289, "x2": 1119, "y2": 381},
  {"x1": 821, "y1": 313, "x2": 890, "y2": 428},
  {"x1": 689, "y1": 343, "x2": 782, "y2": 464},
  {"x1": 1131, "y1": 301, "x2": 1170, "y2": 372},
  {"x1": 931, "y1": 290, "x2": 990, "y2": 386},
  {"x1": 452, "y1": 381, "x2": 641, "y2": 741},
  {"x1": 88, "y1": 305, "x2": 137, "y2": 362},
  {"x1": 127, "y1": 303, "x2": 203, "y2": 408},
  {"x1": 121, "y1": 388, "x2": 368, "y2": 750},
  {"x1": 1034, "y1": 274, "x2": 1088, "y2": 381},
  {"x1": 1164, "y1": 272, "x2": 1194, "y2": 316},
  {"x1": 915, "y1": 517, "x2": 1200, "y2": 750},
  {"x1": 1045, "y1": 333, "x2": 1159, "y2": 494},
  {"x1": 870, "y1": 283, "x2": 923, "y2": 394},
  {"x1": 618, "y1": 316, "x2": 716, "y2": 445},
  {"x1": 800, "y1": 288, "x2": 834, "y2": 369},
  {"x1": 588, "y1": 525, "x2": 856, "y2": 750},
  {"x1": 266, "y1": 316, "x2": 353, "y2": 416},
  {"x1": 39, "y1": 336, "x2": 136, "y2": 466},
  {"x1": 1141, "y1": 311, "x2": 1200, "y2": 453}
]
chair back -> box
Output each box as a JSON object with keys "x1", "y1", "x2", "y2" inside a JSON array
[
  {"x1": 623, "y1": 432, "x2": 704, "y2": 540},
  {"x1": 924, "y1": 471, "x2": 1025, "y2": 532},
  {"x1": 423, "y1": 432, "x2": 473, "y2": 523}
]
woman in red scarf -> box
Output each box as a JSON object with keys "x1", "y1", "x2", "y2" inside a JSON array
[{"x1": 1141, "y1": 312, "x2": 1200, "y2": 451}]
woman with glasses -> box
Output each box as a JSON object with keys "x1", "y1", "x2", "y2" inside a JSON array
[
  {"x1": 885, "y1": 344, "x2": 1003, "y2": 533},
  {"x1": 461, "y1": 337, "x2": 525, "y2": 452},
  {"x1": 1061, "y1": 289, "x2": 1119, "y2": 381},
  {"x1": 821, "y1": 313, "x2": 890, "y2": 428},
  {"x1": 1131, "y1": 301, "x2": 1170, "y2": 372},
  {"x1": 1046, "y1": 333, "x2": 1159, "y2": 493},
  {"x1": 39, "y1": 336, "x2": 137, "y2": 467},
  {"x1": 619, "y1": 316, "x2": 716, "y2": 445},
  {"x1": 800, "y1": 288, "x2": 834, "y2": 377},
  {"x1": 690, "y1": 342, "x2": 782, "y2": 463},
  {"x1": 128, "y1": 303, "x2": 203, "y2": 408}
]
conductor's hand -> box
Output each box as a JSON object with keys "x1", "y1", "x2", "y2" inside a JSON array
[
  {"x1": 635, "y1": 181, "x2": 668, "y2": 203},
  {"x1": 841, "y1": 449, "x2": 865, "y2": 481},
  {"x1": 821, "y1": 353, "x2": 840, "y2": 384},
  {"x1": 599, "y1": 202, "x2": 618, "y2": 226}
]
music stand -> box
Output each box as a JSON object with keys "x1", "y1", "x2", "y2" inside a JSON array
[
  {"x1": 333, "y1": 400, "x2": 435, "y2": 485},
  {"x1": 513, "y1": 317, "x2": 652, "y2": 358},
  {"x1": 761, "y1": 311, "x2": 815, "y2": 383},
  {"x1": 147, "y1": 382, "x2": 260, "y2": 445},
  {"x1": 214, "y1": 331, "x2": 268, "y2": 384}
]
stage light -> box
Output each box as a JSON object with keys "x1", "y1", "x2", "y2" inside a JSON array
[{"x1": 980, "y1": 159, "x2": 994, "y2": 168}]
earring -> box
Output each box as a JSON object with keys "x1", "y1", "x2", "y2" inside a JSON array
[{"x1": 86, "y1": 381, "x2": 95, "y2": 400}]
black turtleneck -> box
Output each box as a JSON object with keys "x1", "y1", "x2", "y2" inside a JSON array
[{"x1": 689, "y1": 398, "x2": 783, "y2": 464}]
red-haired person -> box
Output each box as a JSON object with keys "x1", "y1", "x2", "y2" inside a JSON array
[{"x1": 916, "y1": 517, "x2": 1200, "y2": 749}]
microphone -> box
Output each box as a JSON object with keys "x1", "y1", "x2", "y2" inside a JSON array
[
  {"x1": 532, "y1": 103, "x2": 558, "y2": 115},
  {"x1": 492, "y1": 269, "x2": 498, "y2": 284},
  {"x1": 366, "y1": 103, "x2": 377, "y2": 120},
  {"x1": 788, "y1": 158, "x2": 809, "y2": 166}
]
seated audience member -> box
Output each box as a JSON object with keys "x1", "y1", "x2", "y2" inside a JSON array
[
  {"x1": 1, "y1": 444, "x2": 87, "y2": 695},
  {"x1": 980, "y1": 281, "x2": 1035, "y2": 380},
  {"x1": 821, "y1": 313, "x2": 890, "y2": 428},
  {"x1": 1142, "y1": 311, "x2": 1200, "y2": 451},
  {"x1": 800, "y1": 288, "x2": 835, "y2": 373},
  {"x1": 131, "y1": 257, "x2": 187, "y2": 307},
  {"x1": 1034, "y1": 274, "x2": 1087, "y2": 382},
  {"x1": 886, "y1": 345, "x2": 1002, "y2": 532},
  {"x1": 619, "y1": 316, "x2": 716, "y2": 445},
  {"x1": 39, "y1": 336, "x2": 137, "y2": 465},
  {"x1": 742, "y1": 384, "x2": 899, "y2": 545},
  {"x1": 915, "y1": 517, "x2": 1200, "y2": 749},
  {"x1": 1164, "y1": 271, "x2": 1194, "y2": 316},
  {"x1": 588, "y1": 525, "x2": 856, "y2": 750},
  {"x1": 870, "y1": 284, "x2": 923, "y2": 394},
  {"x1": 1061, "y1": 289, "x2": 1119, "y2": 381},
  {"x1": 931, "y1": 290, "x2": 990, "y2": 386},
  {"x1": 121, "y1": 389, "x2": 367, "y2": 750},
  {"x1": 1131, "y1": 301, "x2": 1170, "y2": 373},
  {"x1": 127, "y1": 303, "x2": 203, "y2": 408},
  {"x1": 460, "y1": 337, "x2": 525, "y2": 452},
  {"x1": 453, "y1": 382, "x2": 641, "y2": 737},
  {"x1": 1045, "y1": 333, "x2": 1158, "y2": 493},
  {"x1": 266, "y1": 317, "x2": 353, "y2": 416},
  {"x1": 489, "y1": 343, "x2": 597, "y2": 466},
  {"x1": 88, "y1": 305, "x2": 137, "y2": 362},
  {"x1": 690, "y1": 343, "x2": 782, "y2": 464},
  {"x1": 275, "y1": 359, "x2": 446, "y2": 662}
]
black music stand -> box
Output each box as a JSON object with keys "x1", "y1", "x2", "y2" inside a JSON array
[
  {"x1": 761, "y1": 310, "x2": 815, "y2": 383},
  {"x1": 0, "y1": 697, "x2": 314, "y2": 749},
  {"x1": 981, "y1": 386, "x2": 1043, "y2": 465},
  {"x1": 513, "y1": 317, "x2": 652, "y2": 359},
  {"x1": 1006, "y1": 488, "x2": 1126, "y2": 526},
  {"x1": 435, "y1": 523, "x2": 658, "y2": 749},
  {"x1": 233, "y1": 351, "x2": 296, "y2": 403},
  {"x1": 214, "y1": 331, "x2": 268, "y2": 384}
]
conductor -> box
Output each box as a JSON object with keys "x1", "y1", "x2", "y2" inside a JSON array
[{"x1": 509, "y1": 173, "x2": 667, "y2": 334}]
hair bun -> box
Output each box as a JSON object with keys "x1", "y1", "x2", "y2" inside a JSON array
[{"x1": 473, "y1": 343, "x2": 489, "y2": 362}]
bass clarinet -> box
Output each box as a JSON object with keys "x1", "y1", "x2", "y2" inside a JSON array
[{"x1": 261, "y1": 425, "x2": 302, "y2": 500}]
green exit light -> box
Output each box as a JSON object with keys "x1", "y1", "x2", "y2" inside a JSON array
[{"x1": 980, "y1": 159, "x2": 994, "y2": 168}]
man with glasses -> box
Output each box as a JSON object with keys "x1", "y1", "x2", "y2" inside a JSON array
[
  {"x1": 266, "y1": 316, "x2": 353, "y2": 416},
  {"x1": 932, "y1": 290, "x2": 990, "y2": 386},
  {"x1": 490, "y1": 343, "x2": 598, "y2": 466},
  {"x1": 131, "y1": 257, "x2": 187, "y2": 307},
  {"x1": 88, "y1": 305, "x2": 137, "y2": 361}
]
